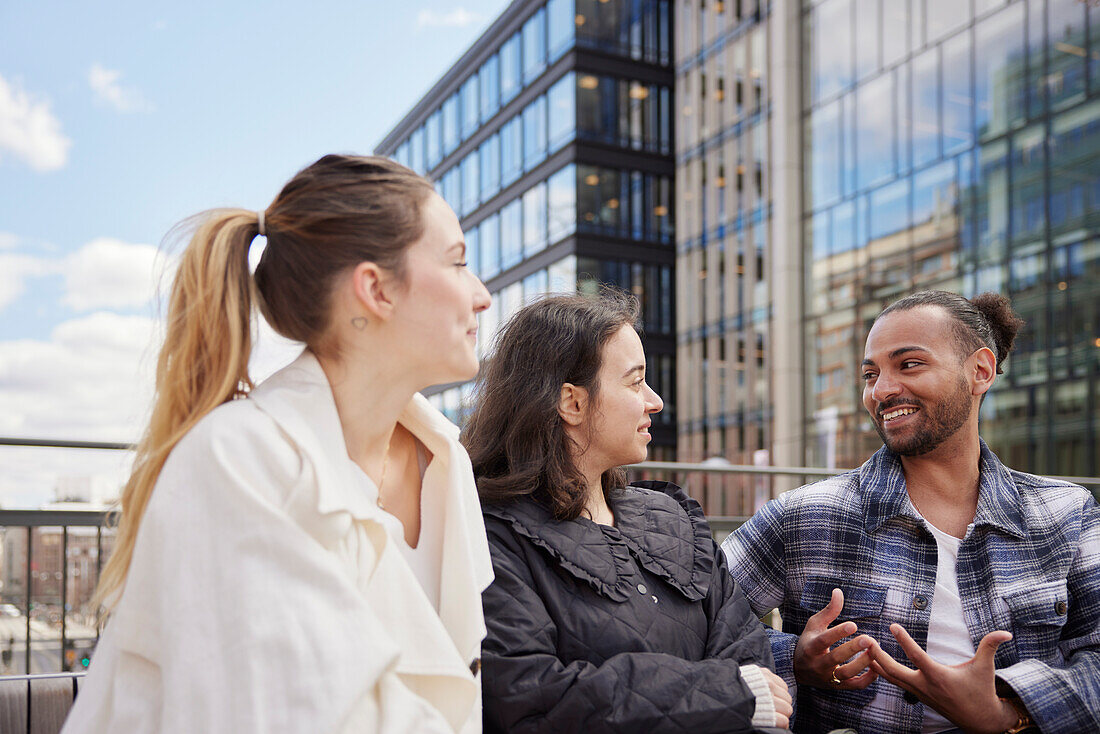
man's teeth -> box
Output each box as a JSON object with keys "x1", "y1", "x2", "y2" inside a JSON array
[{"x1": 882, "y1": 408, "x2": 917, "y2": 421}]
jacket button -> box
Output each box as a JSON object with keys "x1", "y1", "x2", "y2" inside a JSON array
[
  {"x1": 903, "y1": 690, "x2": 919, "y2": 704},
  {"x1": 637, "y1": 583, "x2": 647, "y2": 594},
  {"x1": 469, "y1": 658, "x2": 481, "y2": 676},
  {"x1": 1056, "y1": 600, "x2": 1067, "y2": 615},
  {"x1": 913, "y1": 595, "x2": 928, "y2": 610}
]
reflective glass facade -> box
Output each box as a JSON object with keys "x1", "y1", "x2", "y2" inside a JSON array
[
  {"x1": 675, "y1": 0, "x2": 771, "y2": 514},
  {"x1": 803, "y1": 0, "x2": 1100, "y2": 475},
  {"x1": 379, "y1": 0, "x2": 676, "y2": 448},
  {"x1": 672, "y1": 0, "x2": 1098, "y2": 514}
]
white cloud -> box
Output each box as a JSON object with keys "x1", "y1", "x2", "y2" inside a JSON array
[
  {"x1": 0, "y1": 312, "x2": 159, "y2": 442},
  {"x1": 0, "y1": 73, "x2": 71, "y2": 172},
  {"x1": 0, "y1": 236, "x2": 167, "y2": 317},
  {"x1": 88, "y1": 64, "x2": 151, "y2": 114},
  {"x1": 0, "y1": 309, "x2": 302, "y2": 507},
  {"x1": 0, "y1": 310, "x2": 155, "y2": 506},
  {"x1": 0, "y1": 252, "x2": 53, "y2": 311},
  {"x1": 415, "y1": 8, "x2": 484, "y2": 28},
  {"x1": 61, "y1": 237, "x2": 165, "y2": 311}
]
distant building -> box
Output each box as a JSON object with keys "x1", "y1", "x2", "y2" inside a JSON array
[
  {"x1": 676, "y1": 0, "x2": 1099, "y2": 514},
  {"x1": 2, "y1": 506, "x2": 110, "y2": 618},
  {"x1": 376, "y1": 0, "x2": 679, "y2": 456},
  {"x1": 378, "y1": 0, "x2": 1099, "y2": 514}
]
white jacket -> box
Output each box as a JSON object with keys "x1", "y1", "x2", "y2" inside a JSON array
[{"x1": 62, "y1": 351, "x2": 494, "y2": 733}]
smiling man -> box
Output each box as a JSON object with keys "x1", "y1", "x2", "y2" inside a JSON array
[{"x1": 722, "y1": 291, "x2": 1100, "y2": 733}]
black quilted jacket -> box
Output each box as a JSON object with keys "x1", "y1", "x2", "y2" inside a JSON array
[{"x1": 481, "y1": 480, "x2": 777, "y2": 733}]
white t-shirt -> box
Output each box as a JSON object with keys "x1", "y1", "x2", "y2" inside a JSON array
[{"x1": 920, "y1": 520, "x2": 976, "y2": 734}]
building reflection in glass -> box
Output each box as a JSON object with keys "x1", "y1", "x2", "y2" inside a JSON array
[{"x1": 804, "y1": 0, "x2": 1100, "y2": 476}]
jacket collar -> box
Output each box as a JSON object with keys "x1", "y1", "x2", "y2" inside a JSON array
[
  {"x1": 248, "y1": 350, "x2": 494, "y2": 667},
  {"x1": 860, "y1": 440, "x2": 1027, "y2": 538},
  {"x1": 483, "y1": 480, "x2": 713, "y2": 602}
]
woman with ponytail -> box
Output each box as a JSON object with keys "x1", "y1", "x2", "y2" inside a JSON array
[{"x1": 62, "y1": 155, "x2": 493, "y2": 734}]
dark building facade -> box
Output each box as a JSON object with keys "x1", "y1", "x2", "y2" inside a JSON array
[{"x1": 376, "y1": 0, "x2": 678, "y2": 455}]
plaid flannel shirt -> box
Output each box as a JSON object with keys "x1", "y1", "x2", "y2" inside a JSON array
[{"x1": 722, "y1": 441, "x2": 1100, "y2": 734}]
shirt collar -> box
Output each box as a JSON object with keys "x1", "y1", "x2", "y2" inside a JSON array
[
  {"x1": 972, "y1": 440, "x2": 1027, "y2": 538},
  {"x1": 860, "y1": 440, "x2": 1026, "y2": 539}
]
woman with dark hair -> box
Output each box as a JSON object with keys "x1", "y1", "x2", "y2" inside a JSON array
[
  {"x1": 463, "y1": 291, "x2": 792, "y2": 733},
  {"x1": 63, "y1": 155, "x2": 493, "y2": 733}
]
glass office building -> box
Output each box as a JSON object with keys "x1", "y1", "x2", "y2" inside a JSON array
[
  {"x1": 675, "y1": 1, "x2": 776, "y2": 514},
  {"x1": 803, "y1": 0, "x2": 1100, "y2": 476},
  {"x1": 376, "y1": 0, "x2": 678, "y2": 454},
  {"x1": 674, "y1": 0, "x2": 1098, "y2": 514}
]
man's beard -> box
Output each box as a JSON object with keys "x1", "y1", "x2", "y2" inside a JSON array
[{"x1": 872, "y1": 377, "x2": 972, "y2": 456}]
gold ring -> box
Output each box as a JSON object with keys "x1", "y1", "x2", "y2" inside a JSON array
[{"x1": 830, "y1": 664, "x2": 843, "y2": 687}]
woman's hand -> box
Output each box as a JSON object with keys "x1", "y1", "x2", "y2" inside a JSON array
[{"x1": 761, "y1": 668, "x2": 793, "y2": 729}]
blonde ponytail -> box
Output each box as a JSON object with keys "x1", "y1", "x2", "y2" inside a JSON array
[
  {"x1": 95, "y1": 209, "x2": 259, "y2": 610},
  {"x1": 93, "y1": 154, "x2": 435, "y2": 611}
]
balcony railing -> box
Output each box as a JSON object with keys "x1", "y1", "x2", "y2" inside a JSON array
[{"x1": 2, "y1": 436, "x2": 1098, "y2": 678}]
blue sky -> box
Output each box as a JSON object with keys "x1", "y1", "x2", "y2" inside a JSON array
[{"x1": 0, "y1": 0, "x2": 510, "y2": 505}]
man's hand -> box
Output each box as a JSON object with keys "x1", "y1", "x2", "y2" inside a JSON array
[
  {"x1": 793, "y1": 588, "x2": 878, "y2": 690},
  {"x1": 761, "y1": 668, "x2": 793, "y2": 729},
  {"x1": 867, "y1": 623, "x2": 1021, "y2": 734}
]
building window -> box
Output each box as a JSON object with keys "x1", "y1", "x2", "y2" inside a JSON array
[
  {"x1": 409, "y1": 126, "x2": 425, "y2": 174},
  {"x1": 523, "y1": 95, "x2": 549, "y2": 171},
  {"x1": 501, "y1": 32, "x2": 522, "y2": 105},
  {"x1": 523, "y1": 268, "x2": 549, "y2": 302},
  {"x1": 548, "y1": 72, "x2": 576, "y2": 152},
  {"x1": 576, "y1": 257, "x2": 674, "y2": 336},
  {"x1": 501, "y1": 280, "x2": 524, "y2": 325},
  {"x1": 548, "y1": 254, "x2": 577, "y2": 293},
  {"x1": 441, "y1": 167, "x2": 462, "y2": 215},
  {"x1": 426, "y1": 110, "x2": 442, "y2": 171},
  {"x1": 501, "y1": 114, "x2": 524, "y2": 186},
  {"x1": 479, "y1": 213, "x2": 501, "y2": 280},
  {"x1": 577, "y1": 164, "x2": 673, "y2": 242},
  {"x1": 465, "y1": 225, "x2": 480, "y2": 280},
  {"x1": 461, "y1": 74, "x2": 480, "y2": 140},
  {"x1": 523, "y1": 8, "x2": 548, "y2": 85},
  {"x1": 523, "y1": 181, "x2": 549, "y2": 257},
  {"x1": 442, "y1": 92, "x2": 461, "y2": 157},
  {"x1": 547, "y1": 0, "x2": 576, "y2": 61},
  {"x1": 575, "y1": 0, "x2": 671, "y2": 64},
  {"x1": 461, "y1": 151, "x2": 480, "y2": 216},
  {"x1": 576, "y1": 73, "x2": 671, "y2": 154},
  {"x1": 479, "y1": 53, "x2": 501, "y2": 123},
  {"x1": 500, "y1": 198, "x2": 523, "y2": 270},
  {"x1": 480, "y1": 132, "x2": 501, "y2": 203},
  {"x1": 548, "y1": 164, "x2": 577, "y2": 244}
]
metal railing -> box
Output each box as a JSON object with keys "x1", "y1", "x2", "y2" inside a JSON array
[
  {"x1": 2, "y1": 435, "x2": 1098, "y2": 678},
  {"x1": 0, "y1": 511, "x2": 106, "y2": 678}
]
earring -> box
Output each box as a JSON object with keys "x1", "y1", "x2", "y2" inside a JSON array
[{"x1": 351, "y1": 317, "x2": 368, "y2": 330}]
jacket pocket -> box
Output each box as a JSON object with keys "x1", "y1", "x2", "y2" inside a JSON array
[
  {"x1": 1002, "y1": 579, "x2": 1068, "y2": 661},
  {"x1": 799, "y1": 578, "x2": 887, "y2": 623},
  {"x1": 795, "y1": 578, "x2": 888, "y2": 707}
]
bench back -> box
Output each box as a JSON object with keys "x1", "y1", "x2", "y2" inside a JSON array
[{"x1": 0, "y1": 673, "x2": 83, "y2": 734}]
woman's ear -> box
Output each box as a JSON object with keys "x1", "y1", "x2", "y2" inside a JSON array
[
  {"x1": 350, "y1": 261, "x2": 396, "y2": 321},
  {"x1": 558, "y1": 383, "x2": 589, "y2": 426}
]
